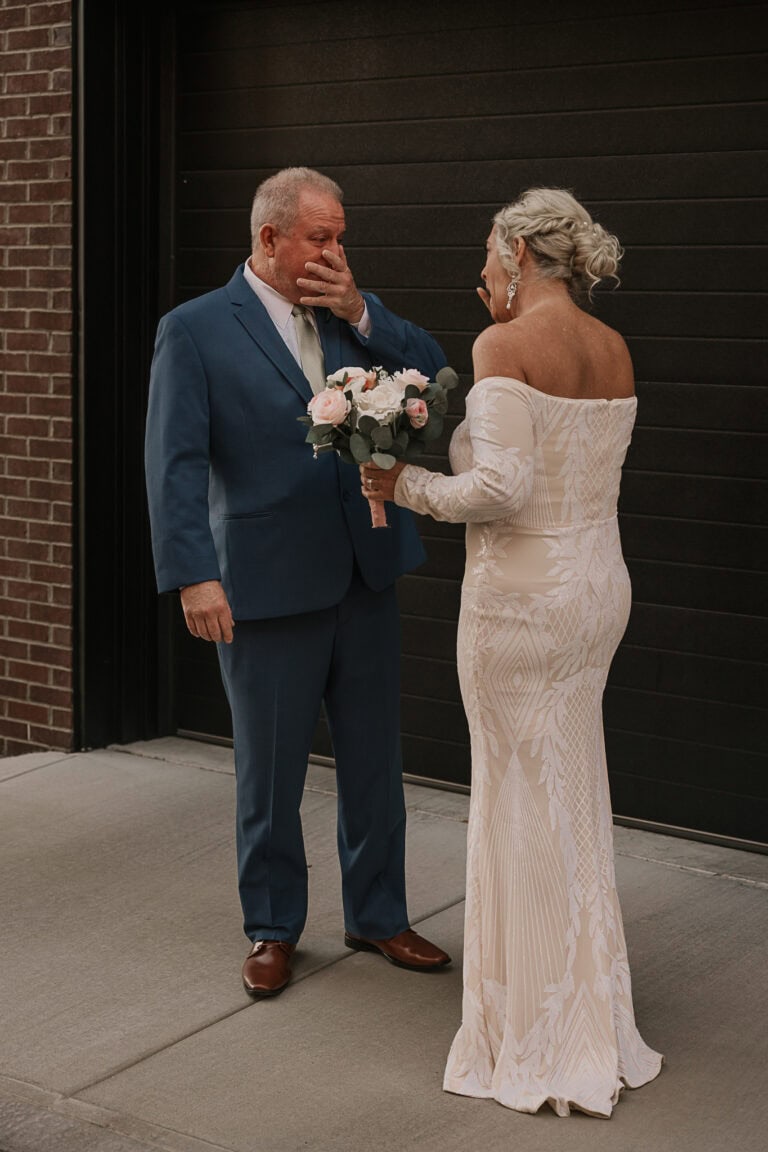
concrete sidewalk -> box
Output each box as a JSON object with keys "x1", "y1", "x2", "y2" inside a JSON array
[{"x1": 0, "y1": 738, "x2": 766, "y2": 1152}]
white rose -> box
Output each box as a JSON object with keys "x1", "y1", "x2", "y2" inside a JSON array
[
  {"x1": 327, "y1": 366, "x2": 376, "y2": 391},
  {"x1": 346, "y1": 375, "x2": 375, "y2": 400},
  {"x1": 355, "y1": 378, "x2": 403, "y2": 420},
  {"x1": 394, "y1": 368, "x2": 430, "y2": 392}
]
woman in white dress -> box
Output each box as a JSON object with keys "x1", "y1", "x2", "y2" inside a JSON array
[{"x1": 362, "y1": 188, "x2": 663, "y2": 1118}]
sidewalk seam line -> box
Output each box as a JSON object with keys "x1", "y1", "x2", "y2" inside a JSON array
[{"x1": 615, "y1": 850, "x2": 768, "y2": 888}]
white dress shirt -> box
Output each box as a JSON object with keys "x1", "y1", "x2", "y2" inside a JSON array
[{"x1": 242, "y1": 259, "x2": 371, "y2": 369}]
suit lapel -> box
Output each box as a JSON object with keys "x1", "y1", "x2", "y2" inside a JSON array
[{"x1": 225, "y1": 266, "x2": 313, "y2": 404}]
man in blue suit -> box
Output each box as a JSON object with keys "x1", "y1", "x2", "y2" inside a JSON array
[{"x1": 145, "y1": 168, "x2": 450, "y2": 995}]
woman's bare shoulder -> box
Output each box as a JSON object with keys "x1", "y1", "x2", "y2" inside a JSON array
[
  {"x1": 472, "y1": 321, "x2": 528, "y2": 382},
  {"x1": 594, "y1": 320, "x2": 635, "y2": 396}
]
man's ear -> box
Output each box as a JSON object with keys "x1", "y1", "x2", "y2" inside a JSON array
[{"x1": 259, "y1": 223, "x2": 277, "y2": 258}]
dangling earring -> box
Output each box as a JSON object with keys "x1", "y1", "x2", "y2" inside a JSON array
[{"x1": 505, "y1": 280, "x2": 519, "y2": 309}]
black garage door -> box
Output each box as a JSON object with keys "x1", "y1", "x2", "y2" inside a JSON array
[{"x1": 162, "y1": 0, "x2": 767, "y2": 845}]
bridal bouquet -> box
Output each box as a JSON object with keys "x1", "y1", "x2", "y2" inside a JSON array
[{"x1": 298, "y1": 364, "x2": 459, "y2": 527}]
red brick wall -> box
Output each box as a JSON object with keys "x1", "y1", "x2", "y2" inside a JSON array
[{"x1": 0, "y1": 0, "x2": 74, "y2": 754}]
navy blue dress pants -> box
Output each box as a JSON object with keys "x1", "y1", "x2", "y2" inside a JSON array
[{"x1": 217, "y1": 569, "x2": 410, "y2": 944}]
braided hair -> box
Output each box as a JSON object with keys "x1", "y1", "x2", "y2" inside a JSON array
[{"x1": 493, "y1": 188, "x2": 622, "y2": 302}]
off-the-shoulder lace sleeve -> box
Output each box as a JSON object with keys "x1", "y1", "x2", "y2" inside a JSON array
[{"x1": 394, "y1": 377, "x2": 535, "y2": 524}]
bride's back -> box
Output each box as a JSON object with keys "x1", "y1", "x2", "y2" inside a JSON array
[{"x1": 476, "y1": 301, "x2": 635, "y2": 404}]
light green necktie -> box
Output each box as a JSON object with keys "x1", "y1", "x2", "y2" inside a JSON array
[{"x1": 291, "y1": 305, "x2": 326, "y2": 395}]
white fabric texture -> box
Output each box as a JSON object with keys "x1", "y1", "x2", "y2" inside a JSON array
[{"x1": 395, "y1": 376, "x2": 663, "y2": 1117}]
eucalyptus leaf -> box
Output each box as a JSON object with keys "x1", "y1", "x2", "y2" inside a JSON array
[
  {"x1": 357, "y1": 415, "x2": 378, "y2": 434},
  {"x1": 436, "y1": 366, "x2": 459, "y2": 391},
  {"x1": 404, "y1": 384, "x2": 422, "y2": 399},
  {"x1": 371, "y1": 425, "x2": 393, "y2": 450},
  {"x1": 306, "y1": 424, "x2": 334, "y2": 445},
  {"x1": 394, "y1": 429, "x2": 410, "y2": 451},
  {"x1": 422, "y1": 414, "x2": 443, "y2": 441},
  {"x1": 371, "y1": 452, "x2": 397, "y2": 470},
  {"x1": 338, "y1": 447, "x2": 357, "y2": 465},
  {"x1": 350, "y1": 432, "x2": 372, "y2": 463}
]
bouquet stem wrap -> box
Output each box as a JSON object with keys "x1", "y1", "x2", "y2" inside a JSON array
[{"x1": 367, "y1": 496, "x2": 388, "y2": 529}]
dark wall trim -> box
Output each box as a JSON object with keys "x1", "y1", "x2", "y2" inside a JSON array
[{"x1": 76, "y1": 0, "x2": 171, "y2": 748}]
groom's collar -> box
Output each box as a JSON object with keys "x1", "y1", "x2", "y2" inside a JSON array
[{"x1": 242, "y1": 259, "x2": 297, "y2": 335}]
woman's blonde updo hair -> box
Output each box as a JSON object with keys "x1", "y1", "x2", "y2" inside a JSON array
[{"x1": 493, "y1": 188, "x2": 622, "y2": 302}]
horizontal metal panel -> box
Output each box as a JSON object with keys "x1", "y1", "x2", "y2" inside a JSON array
[
  {"x1": 604, "y1": 684, "x2": 764, "y2": 753},
  {"x1": 179, "y1": 2, "x2": 764, "y2": 78},
  {"x1": 398, "y1": 573, "x2": 461, "y2": 621},
  {"x1": 177, "y1": 199, "x2": 768, "y2": 250},
  {"x1": 179, "y1": 105, "x2": 767, "y2": 170},
  {"x1": 400, "y1": 733, "x2": 470, "y2": 786},
  {"x1": 634, "y1": 382, "x2": 768, "y2": 433},
  {"x1": 624, "y1": 603, "x2": 768, "y2": 662},
  {"x1": 619, "y1": 247, "x2": 768, "y2": 294},
  {"x1": 400, "y1": 612, "x2": 459, "y2": 662},
  {"x1": 177, "y1": 153, "x2": 768, "y2": 209},
  {"x1": 625, "y1": 337, "x2": 768, "y2": 386},
  {"x1": 620, "y1": 472, "x2": 766, "y2": 523},
  {"x1": 402, "y1": 655, "x2": 462, "y2": 704},
  {"x1": 608, "y1": 765, "x2": 767, "y2": 844},
  {"x1": 626, "y1": 557, "x2": 766, "y2": 616},
  {"x1": 626, "y1": 427, "x2": 766, "y2": 479},
  {"x1": 175, "y1": 688, "x2": 233, "y2": 741},
  {"x1": 401, "y1": 694, "x2": 470, "y2": 745},
  {"x1": 620, "y1": 515, "x2": 767, "y2": 570},
  {"x1": 415, "y1": 536, "x2": 466, "y2": 582},
  {"x1": 598, "y1": 293, "x2": 767, "y2": 340},
  {"x1": 607, "y1": 728, "x2": 767, "y2": 796},
  {"x1": 180, "y1": 55, "x2": 768, "y2": 128},
  {"x1": 610, "y1": 645, "x2": 767, "y2": 707}
]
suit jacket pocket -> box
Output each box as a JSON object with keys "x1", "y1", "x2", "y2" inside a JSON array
[{"x1": 219, "y1": 510, "x2": 272, "y2": 521}]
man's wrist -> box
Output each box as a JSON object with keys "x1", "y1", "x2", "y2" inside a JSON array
[
  {"x1": 346, "y1": 296, "x2": 366, "y2": 327},
  {"x1": 350, "y1": 299, "x2": 371, "y2": 338}
]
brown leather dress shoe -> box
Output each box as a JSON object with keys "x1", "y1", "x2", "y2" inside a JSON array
[
  {"x1": 242, "y1": 940, "x2": 296, "y2": 997},
  {"x1": 344, "y1": 928, "x2": 451, "y2": 971}
]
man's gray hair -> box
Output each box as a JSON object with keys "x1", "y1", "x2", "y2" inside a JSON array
[{"x1": 250, "y1": 168, "x2": 343, "y2": 244}]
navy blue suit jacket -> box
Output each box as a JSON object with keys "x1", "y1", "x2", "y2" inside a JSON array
[{"x1": 145, "y1": 265, "x2": 447, "y2": 620}]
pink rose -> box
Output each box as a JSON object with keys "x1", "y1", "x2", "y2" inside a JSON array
[
  {"x1": 405, "y1": 397, "x2": 429, "y2": 428},
  {"x1": 308, "y1": 388, "x2": 350, "y2": 426},
  {"x1": 395, "y1": 368, "x2": 430, "y2": 392}
]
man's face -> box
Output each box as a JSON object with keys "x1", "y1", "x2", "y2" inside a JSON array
[{"x1": 262, "y1": 191, "x2": 346, "y2": 303}]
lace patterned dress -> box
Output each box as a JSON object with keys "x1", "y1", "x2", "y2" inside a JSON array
[{"x1": 395, "y1": 376, "x2": 663, "y2": 1117}]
